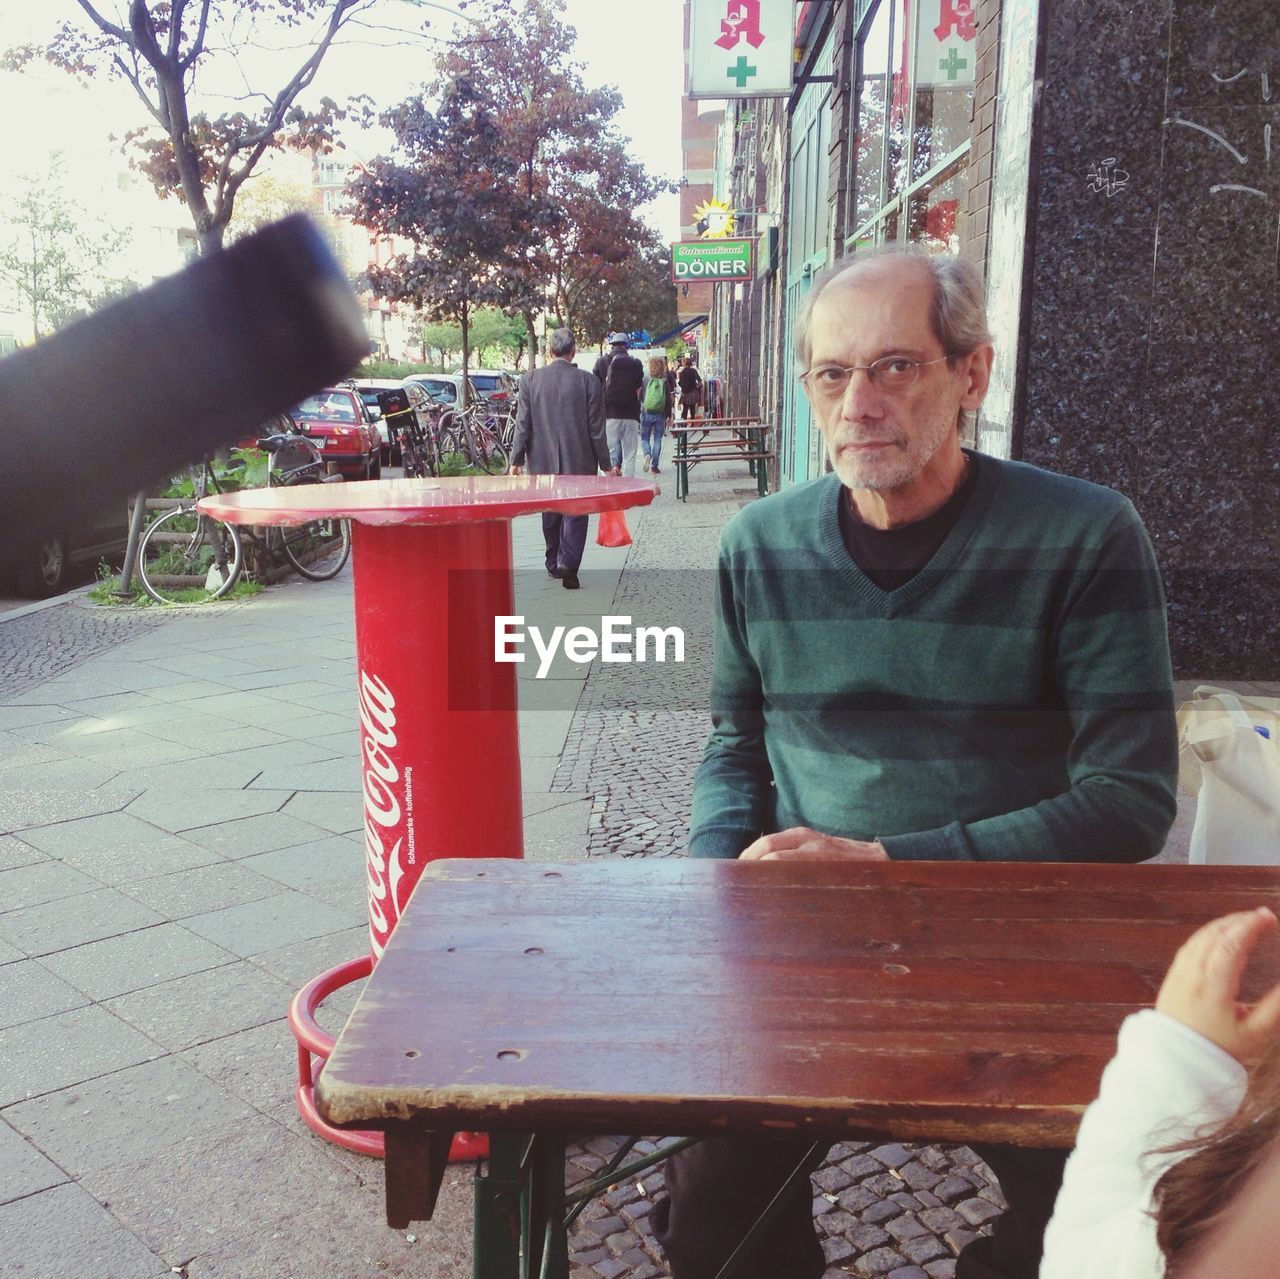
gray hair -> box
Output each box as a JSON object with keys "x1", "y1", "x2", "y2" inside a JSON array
[
  {"x1": 549, "y1": 327, "x2": 576, "y2": 358},
  {"x1": 793, "y1": 247, "x2": 991, "y2": 370}
]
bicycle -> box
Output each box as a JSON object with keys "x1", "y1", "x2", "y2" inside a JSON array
[
  {"x1": 137, "y1": 421, "x2": 351, "y2": 604},
  {"x1": 445, "y1": 399, "x2": 510, "y2": 473}
]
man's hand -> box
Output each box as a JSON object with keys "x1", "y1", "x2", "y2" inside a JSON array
[
  {"x1": 1156, "y1": 907, "x2": 1280, "y2": 1063},
  {"x1": 509, "y1": 463, "x2": 523, "y2": 475},
  {"x1": 739, "y1": 827, "x2": 889, "y2": 862}
]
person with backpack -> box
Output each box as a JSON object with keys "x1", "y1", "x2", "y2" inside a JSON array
[
  {"x1": 593, "y1": 333, "x2": 644, "y2": 475},
  {"x1": 640, "y1": 356, "x2": 673, "y2": 474}
]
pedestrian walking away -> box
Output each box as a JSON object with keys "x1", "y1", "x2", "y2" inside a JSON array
[
  {"x1": 640, "y1": 355, "x2": 672, "y2": 475},
  {"x1": 651, "y1": 245, "x2": 1179, "y2": 1279},
  {"x1": 595, "y1": 332, "x2": 644, "y2": 475},
  {"x1": 676, "y1": 356, "x2": 703, "y2": 420},
  {"x1": 510, "y1": 327, "x2": 617, "y2": 589}
]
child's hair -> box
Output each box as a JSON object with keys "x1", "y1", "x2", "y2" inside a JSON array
[
  {"x1": 648, "y1": 356, "x2": 665, "y2": 376},
  {"x1": 1154, "y1": 1038, "x2": 1280, "y2": 1272}
]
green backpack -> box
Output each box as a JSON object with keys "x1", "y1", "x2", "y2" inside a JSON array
[{"x1": 643, "y1": 377, "x2": 666, "y2": 412}]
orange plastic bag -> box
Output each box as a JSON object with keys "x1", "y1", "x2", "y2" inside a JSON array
[{"x1": 596, "y1": 508, "x2": 632, "y2": 547}]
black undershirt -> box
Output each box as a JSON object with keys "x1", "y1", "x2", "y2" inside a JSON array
[{"x1": 837, "y1": 452, "x2": 980, "y2": 590}]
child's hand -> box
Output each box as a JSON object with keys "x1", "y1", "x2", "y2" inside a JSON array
[{"x1": 1156, "y1": 907, "x2": 1280, "y2": 1063}]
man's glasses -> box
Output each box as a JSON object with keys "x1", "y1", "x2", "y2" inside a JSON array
[{"x1": 799, "y1": 354, "x2": 953, "y2": 400}]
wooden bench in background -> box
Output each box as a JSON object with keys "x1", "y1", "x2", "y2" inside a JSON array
[{"x1": 670, "y1": 417, "x2": 774, "y2": 500}]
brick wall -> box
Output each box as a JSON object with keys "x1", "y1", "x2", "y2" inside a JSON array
[{"x1": 961, "y1": 0, "x2": 1003, "y2": 270}]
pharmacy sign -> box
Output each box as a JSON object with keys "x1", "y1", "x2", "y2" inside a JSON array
[
  {"x1": 671, "y1": 240, "x2": 754, "y2": 282},
  {"x1": 688, "y1": 0, "x2": 794, "y2": 99}
]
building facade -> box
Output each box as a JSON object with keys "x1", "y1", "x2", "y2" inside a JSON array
[{"x1": 680, "y1": 0, "x2": 1277, "y2": 677}]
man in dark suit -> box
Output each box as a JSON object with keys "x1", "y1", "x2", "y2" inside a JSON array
[{"x1": 510, "y1": 327, "x2": 617, "y2": 590}]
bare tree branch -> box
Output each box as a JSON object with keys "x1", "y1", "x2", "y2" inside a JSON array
[
  {"x1": 73, "y1": 0, "x2": 132, "y2": 45},
  {"x1": 180, "y1": 0, "x2": 213, "y2": 73}
]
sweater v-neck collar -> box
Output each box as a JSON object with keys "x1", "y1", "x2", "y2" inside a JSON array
[{"x1": 818, "y1": 449, "x2": 999, "y2": 614}]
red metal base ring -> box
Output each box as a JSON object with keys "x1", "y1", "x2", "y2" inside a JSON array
[{"x1": 288, "y1": 954, "x2": 488, "y2": 1161}]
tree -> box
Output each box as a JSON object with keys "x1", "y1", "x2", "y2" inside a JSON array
[
  {"x1": 347, "y1": 74, "x2": 551, "y2": 401},
  {"x1": 0, "y1": 165, "x2": 127, "y2": 341},
  {"x1": 573, "y1": 238, "x2": 678, "y2": 351},
  {"x1": 429, "y1": 0, "x2": 674, "y2": 359},
  {"x1": 4, "y1": 1, "x2": 379, "y2": 254}
]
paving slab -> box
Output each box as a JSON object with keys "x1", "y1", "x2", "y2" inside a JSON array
[
  {"x1": 178, "y1": 810, "x2": 337, "y2": 859},
  {"x1": 0, "y1": 755, "x2": 123, "y2": 790},
  {"x1": 0, "y1": 1004, "x2": 163, "y2": 1106},
  {"x1": 246, "y1": 756, "x2": 361, "y2": 792},
  {"x1": 39, "y1": 922, "x2": 237, "y2": 1001},
  {"x1": 103, "y1": 959, "x2": 298, "y2": 1052},
  {"x1": 0, "y1": 958, "x2": 91, "y2": 1029},
  {"x1": 81, "y1": 1112, "x2": 365, "y2": 1264},
  {"x1": 119, "y1": 860, "x2": 284, "y2": 919},
  {"x1": 0, "y1": 886, "x2": 165, "y2": 958},
  {"x1": 124, "y1": 787, "x2": 289, "y2": 833},
  {"x1": 181, "y1": 889, "x2": 358, "y2": 958},
  {"x1": 0, "y1": 858, "x2": 104, "y2": 909},
  {"x1": 0, "y1": 786, "x2": 142, "y2": 836},
  {"x1": 18, "y1": 811, "x2": 217, "y2": 885},
  {"x1": 4, "y1": 1055, "x2": 258, "y2": 1180},
  {"x1": 0, "y1": 1182, "x2": 170, "y2": 1278},
  {"x1": 280, "y1": 790, "x2": 363, "y2": 834},
  {"x1": 240, "y1": 834, "x2": 364, "y2": 892},
  {"x1": 0, "y1": 1117, "x2": 68, "y2": 1205},
  {"x1": 179, "y1": 1020, "x2": 300, "y2": 1114},
  {"x1": 0, "y1": 835, "x2": 48, "y2": 872}
]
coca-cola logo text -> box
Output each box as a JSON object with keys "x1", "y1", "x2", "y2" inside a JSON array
[{"x1": 360, "y1": 669, "x2": 408, "y2": 957}]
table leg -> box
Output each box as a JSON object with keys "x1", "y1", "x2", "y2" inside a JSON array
[
  {"x1": 351, "y1": 520, "x2": 524, "y2": 959},
  {"x1": 474, "y1": 1133, "x2": 526, "y2": 1279},
  {"x1": 385, "y1": 1127, "x2": 454, "y2": 1228},
  {"x1": 524, "y1": 1135, "x2": 569, "y2": 1279}
]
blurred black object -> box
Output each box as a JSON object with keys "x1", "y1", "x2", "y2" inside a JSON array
[
  {"x1": 375, "y1": 387, "x2": 412, "y2": 418},
  {"x1": 0, "y1": 214, "x2": 368, "y2": 577}
]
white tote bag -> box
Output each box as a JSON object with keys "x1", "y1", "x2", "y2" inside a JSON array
[{"x1": 1178, "y1": 685, "x2": 1280, "y2": 865}]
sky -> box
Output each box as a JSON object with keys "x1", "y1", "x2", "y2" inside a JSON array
[{"x1": 0, "y1": 0, "x2": 684, "y2": 243}]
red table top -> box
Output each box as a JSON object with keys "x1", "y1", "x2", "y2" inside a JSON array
[{"x1": 199, "y1": 475, "x2": 656, "y2": 527}]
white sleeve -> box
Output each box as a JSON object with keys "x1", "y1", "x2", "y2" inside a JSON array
[{"x1": 1040, "y1": 1009, "x2": 1247, "y2": 1279}]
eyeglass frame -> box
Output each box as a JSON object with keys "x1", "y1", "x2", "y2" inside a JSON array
[{"x1": 798, "y1": 353, "x2": 957, "y2": 398}]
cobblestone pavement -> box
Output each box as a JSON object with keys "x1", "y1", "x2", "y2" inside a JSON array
[
  {"x1": 0, "y1": 598, "x2": 179, "y2": 697},
  {"x1": 555, "y1": 474, "x2": 1002, "y2": 1278}
]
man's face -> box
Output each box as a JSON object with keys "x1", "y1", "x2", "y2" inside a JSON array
[{"x1": 805, "y1": 261, "x2": 991, "y2": 493}]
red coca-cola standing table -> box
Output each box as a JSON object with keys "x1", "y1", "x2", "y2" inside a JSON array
[{"x1": 200, "y1": 475, "x2": 655, "y2": 1158}]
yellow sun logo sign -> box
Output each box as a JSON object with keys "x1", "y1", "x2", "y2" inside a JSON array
[{"x1": 694, "y1": 198, "x2": 737, "y2": 239}]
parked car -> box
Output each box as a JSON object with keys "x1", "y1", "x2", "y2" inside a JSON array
[
  {"x1": 453, "y1": 368, "x2": 519, "y2": 408},
  {"x1": 11, "y1": 500, "x2": 130, "y2": 597},
  {"x1": 403, "y1": 373, "x2": 484, "y2": 411},
  {"x1": 348, "y1": 378, "x2": 406, "y2": 465},
  {"x1": 290, "y1": 387, "x2": 382, "y2": 479}
]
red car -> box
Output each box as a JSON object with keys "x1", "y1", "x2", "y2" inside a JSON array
[{"x1": 290, "y1": 387, "x2": 383, "y2": 480}]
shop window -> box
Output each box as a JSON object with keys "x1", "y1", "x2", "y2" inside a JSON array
[{"x1": 848, "y1": 0, "x2": 975, "y2": 254}]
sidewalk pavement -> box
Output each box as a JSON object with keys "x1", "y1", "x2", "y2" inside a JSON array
[{"x1": 0, "y1": 458, "x2": 1263, "y2": 1279}]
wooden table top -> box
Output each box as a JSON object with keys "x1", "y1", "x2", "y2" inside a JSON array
[{"x1": 315, "y1": 858, "x2": 1280, "y2": 1149}]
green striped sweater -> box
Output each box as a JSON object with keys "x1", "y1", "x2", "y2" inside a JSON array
[{"x1": 689, "y1": 456, "x2": 1178, "y2": 862}]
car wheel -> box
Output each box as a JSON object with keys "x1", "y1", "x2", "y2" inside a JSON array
[{"x1": 16, "y1": 535, "x2": 68, "y2": 598}]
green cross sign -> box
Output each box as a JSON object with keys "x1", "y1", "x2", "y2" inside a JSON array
[
  {"x1": 938, "y1": 47, "x2": 968, "y2": 81},
  {"x1": 726, "y1": 55, "x2": 757, "y2": 89}
]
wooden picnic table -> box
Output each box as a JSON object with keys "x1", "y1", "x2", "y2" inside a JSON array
[
  {"x1": 669, "y1": 418, "x2": 774, "y2": 500},
  {"x1": 314, "y1": 856, "x2": 1280, "y2": 1278}
]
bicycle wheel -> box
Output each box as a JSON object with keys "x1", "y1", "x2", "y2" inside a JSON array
[
  {"x1": 279, "y1": 517, "x2": 352, "y2": 581},
  {"x1": 138, "y1": 506, "x2": 243, "y2": 604},
  {"x1": 472, "y1": 420, "x2": 508, "y2": 473}
]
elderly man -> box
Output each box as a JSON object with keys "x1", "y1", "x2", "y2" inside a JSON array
[
  {"x1": 510, "y1": 327, "x2": 616, "y2": 590},
  {"x1": 651, "y1": 248, "x2": 1179, "y2": 1279}
]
